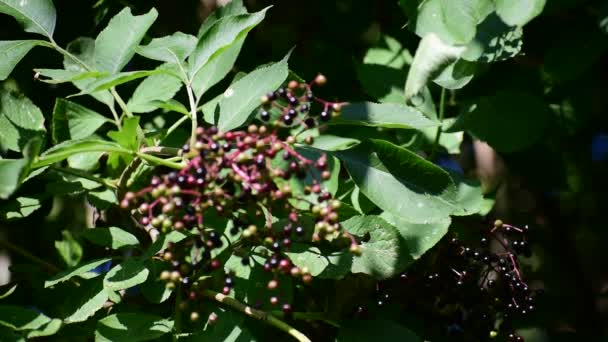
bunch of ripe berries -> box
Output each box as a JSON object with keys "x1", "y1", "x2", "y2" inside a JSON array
[
  {"x1": 259, "y1": 74, "x2": 343, "y2": 127},
  {"x1": 361, "y1": 220, "x2": 537, "y2": 342},
  {"x1": 120, "y1": 75, "x2": 359, "y2": 322}
]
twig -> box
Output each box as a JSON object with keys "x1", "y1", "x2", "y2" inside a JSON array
[
  {"x1": 201, "y1": 290, "x2": 312, "y2": 342},
  {"x1": 186, "y1": 84, "x2": 198, "y2": 147},
  {"x1": 136, "y1": 152, "x2": 185, "y2": 169},
  {"x1": 140, "y1": 146, "x2": 181, "y2": 157},
  {"x1": 110, "y1": 87, "x2": 133, "y2": 118},
  {"x1": 0, "y1": 239, "x2": 60, "y2": 273}
]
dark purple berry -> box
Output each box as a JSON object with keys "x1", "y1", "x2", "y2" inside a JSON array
[
  {"x1": 320, "y1": 111, "x2": 331, "y2": 122},
  {"x1": 261, "y1": 110, "x2": 270, "y2": 121}
]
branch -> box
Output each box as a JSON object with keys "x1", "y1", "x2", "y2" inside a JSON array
[
  {"x1": 140, "y1": 146, "x2": 181, "y2": 157},
  {"x1": 136, "y1": 152, "x2": 185, "y2": 170},
  {"x1": 201, "y1": 290, "x2": 312, "y2": 342},
  {"x1": 0, "y1": 239, "x2": 60, "y2": 273},
  {"x1": 186, "y1": 84, "x2": 198, "y2": 147}
]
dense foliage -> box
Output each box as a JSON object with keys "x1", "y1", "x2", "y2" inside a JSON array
[{"x1": 1, "y1": 0, "x2": 607, "y2": 341}]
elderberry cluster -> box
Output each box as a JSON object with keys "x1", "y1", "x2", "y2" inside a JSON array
[
  {"x1": 120, "y1": 76, "x2": 358, "y2": 323},
  {"x1": 355, "y1": 220, "x2": 539, "y2": 342},
  {"x1": 258, "y1": 74, "x2": 343, "y2": 128}
]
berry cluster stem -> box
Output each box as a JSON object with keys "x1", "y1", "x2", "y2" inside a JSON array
[
  {"x1": 186, "y1": 83, "x2": 198, "y2": 147},
  {"x1": 202, "y1": 290, "x2": 312, "y2": 342}
]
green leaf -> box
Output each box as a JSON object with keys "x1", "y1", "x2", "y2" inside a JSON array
[
  {"x1": 336, "y1": 319, "x2": 421, "y2": 342},
  {"x1": 74, "y1": 69, "x2": 164, "y2": 95},
  {"x1": 448, "y1": 91, "x2": 550, "y2": 152},
  {"x1": 52, "y1": 98, "x2": 112, "y2": 144},
  {"x1": 332, "y1": 102, "x2": 439, "y2": 129},
  {"x1": 55, "y1": 230, "x2": 83, "y2": 267},
  {"x1": 0, "y1": 40, "x2": 43, "y2": 80},
  {"x1": 462, "y1": 13, "x2": 523, "y2": 62},
  {"x1": 0, "y1": 90, "x2": 46, "y2": 152},
  {"x1": 33, "y1": 138, "x2": 131, "y2": 168},
  {"x1": 197, "y1": 0, "x2": 248, "y2": 38},
  {"x1": 136, "y1": 32, "x2": 197, "y2": 63},
  {"x1": 450, "y1": 173, "x2": 484, "y2": 216},
  {"x1": 103, "y1": 259, "x2": 149, "y2": 291},
  {"x1": 188, "y1": 7, "x2": 269, "y2": 84},
  {"x1": 432, "y1": 59, "x2": 476, "y2": 89},
  {"x1": 67, "y1": 150, "x2": 104, "y2": 171},
  {"x1": 356, "y1": 63, "x2": 409, "y2": 104},
  {"x1": 106, "y1": 116, "x2": 140, "y2": 173},
  {"x1": 342, "y1": 215, "x2": 411, "y2": 279},
  {"x1": 287, "y1": 214, "x2": 445, "y2": 280},
  {"x1": 418, "y1": 118, "x2": 464, "y2": 154},
  {"x1": 34, "y1": 69, "x2": 106, "y2": 84},
  {"x1": 495, "y1": 0, "x2": 546, "y2": 26},
  {"x1": 285, "y1": 245, "x2": 349, "y2": 278},
  {"x1": 152, "y1": 99, "x2": 189, "y2": 116},
  {"x1": 411, "y1": 0, "x2": 493, "y2": 45},
  {"x1": 81, "y1": 227, "x2": 139, "y2": 250},
  {"x1": 217, "y1": 52, "x2": 290, "y2": 131},
  {"x1": 191, "y1": 34, "x2": 246, "y2": 98},
  {"x1": 127, "y1": 65, "x2": 183, "y2": 113},
  {"x1": 61, "y1": 278, "x2": 109, "y2": 324},
  {"x1": 311, "y1": 135, "x2": 360, "y2": 151},
  {"x1": 45, "y1": 258, "x2": 113, "y2": 288},
  {"x1": 87, "y1": 187, "x2": 118, "y2": 210},
  {"x1": 107, "y1": 116, "x2": 140, "y2": 150},
  {"x1": 0, "y1": 196, "x2": 42, "y2": 220},
  {"x1": 363, "y1": 35, "x2": 412, "y2": 68},
  {"x1": 355, "y1": 63, "x2": 437, "y2": 119},
  {"x1": 337, "y1": 140, "x2": 458, "y2": 223},
  {"x1": 201, "y1": 71, "x2": 246, "y2": 124},
  {"x1": 0, "y1": 283, "x2": 17, "y2": 299},
  {"x1": 94, "y1": 7, "x2": 158, "y2": 74},
  {"x1": 140, "y1": 231, "x2": 188, "y2": 259},
  {"x1": 380, "y1": 212, "x2": 450, "y2": 259},
  {"x1": 63, "y1": 38, "x2": 114, "y2": 106},
  {"x1": 95, "y1": 313, "x2": 173, "y2": 342},
  {"x1": 0, "y1": 139, "x2": 40, "y2": 199},
  {"x1": 0, "y1": 0, "x2": 56, "y2": 37},
  {"x1": 140, "y1": 260, "x2": 173, "y2": 304},
  {"x1": 404, "y1": 33, "x2": 466, "y2": 102},
  {"x1": 26, "y1": 318, "x2": 62, "y2": 338},
  {"x1": 0, "y1": 305, "x2": 51, "y2": 330}
]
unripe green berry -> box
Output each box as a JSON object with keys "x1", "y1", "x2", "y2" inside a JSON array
[
  {"x1": 170, "y1": 270, "x2": 181, "y2": 282},
  {"x1": 330, "y1": 200, "x2": 341, "y2": 209},
  {"x1": 151, "y1": 217, "x2": 162, "y2": 228},
  {"x1": 160, "y1": 270, "x2": 171, "y2": 281}
]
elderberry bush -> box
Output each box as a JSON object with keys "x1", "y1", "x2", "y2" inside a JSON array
[
  {"x1": 1, "y1": 0, "x2": 569, "y2": 341},
  {"x1": 119, "y1": 79, "x2": 359, "y2": 319}
]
